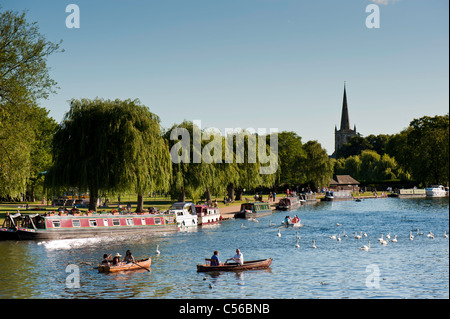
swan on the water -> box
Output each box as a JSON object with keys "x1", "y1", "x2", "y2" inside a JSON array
[
  {"x1": 360, "y1": 241, "x2": 370, "y2": 251},
  {"x1": 312, "y1": 240, "x2": 317, "y2": 249},
  {"x1": 156, "y1": 244, "x2": 160, "y2": 255}
]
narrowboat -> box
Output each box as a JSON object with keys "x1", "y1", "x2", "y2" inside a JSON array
[
  {"x1": 15, "y1": 212, "x2": 177, "y2": 240},
  {"x1": 197, "y1": 258, "x2": 272, "y2": 272},
  {"x1": 169, "y1": 202, "x2": 198, "y2": 228},
  {"x1": 276, "y1": 197, "x2": 301, "y2": 210},
  {"x1": 195, "y1": 205, "x2": 221, "y2": 225},
  {"x1": 299, "y1": 193, "x2": 318, "y2": 205},
  {"x1": 322, "y1": 191, "x2": 353, "y2": 201},
  {"x1": 235, "y1": 202, "x2": 272, "y2": 219},
  {"x1": 0, "y1": 212, "x2": 23, "y2": 240}
]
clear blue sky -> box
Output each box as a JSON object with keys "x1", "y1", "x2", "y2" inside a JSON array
[{"x1": 2, "y1": 0, "x2": 449, "y2": 154}]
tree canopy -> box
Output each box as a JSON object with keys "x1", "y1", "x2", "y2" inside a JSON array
[{"x1": 48, "y1": 98, "x2": 171, "y2": 211}]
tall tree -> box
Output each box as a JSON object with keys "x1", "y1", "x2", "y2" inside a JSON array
[
  {"x1": 301, "y1": 140, "x2": 333, "y2": 190},
  {"x1": 276, "y1": 131, "x2": 306, "y2": 186},
  {"x1": 0, "y1": 9, "x2": 61, "y2": 199},
  {"x1": 48, "y1": 98, "x2": 171, "y2": 211}
]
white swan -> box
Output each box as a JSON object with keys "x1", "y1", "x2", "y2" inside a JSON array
[
  {"x1": 381, "y1": 239, "x2": 388, "y2": 245},
  {"x1": 343, "y1": 230, "x2": 348, "y2": 238},
  {"x1": 360, "y1": 241, "x2": 370, "y2": 251},
  {"x1": 277, "y1": 229, "x2": 281, "y2": 237},
  {"x1": 386, "y1": 233, "x2": 391, "y2": 239},
  {"x1": 427, "y1": 231, "x2": 434, "y2": 239},
  {"x1": 337, "y1": 234, "x2": 342, "y2": 242},
  {"x1": 391, "y1": 235, "x2": 398, "y2": 243},
  {"x1": 156, "y1": 244, "x2": 160, "y2": 255},
  {"x1": 312, "y1": 240, "x2": 317, "y2": 249},
  {"x1": 354, "y1": 232, "x2": 362, "y2": 239},
  {"x1": 295, "y1": 239, "x2": 300, "y2": 248},
  {"x1": 377, "y1": 234, "x2": 384, "y2": 242},
  {"x1": 444, "y1": 231, "x2": 448, "y2": 239},
  {"x1": 409, "y1": 231, "x2": 414, "y2": 241},
  {"x1": 329, "y1": 234, "x2": 336, "y2": 240},
  {"x1": 241, "y1": 223, "x2": 247, "y2": 229}
]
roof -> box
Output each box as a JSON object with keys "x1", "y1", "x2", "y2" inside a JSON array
[{"x1": 330, "y1": 175, "x2": 360, "y2": 185}]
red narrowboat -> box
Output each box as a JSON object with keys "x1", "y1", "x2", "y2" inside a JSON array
[{"x1": 15, "y1": 212, "x2": 177, "y2": 240}]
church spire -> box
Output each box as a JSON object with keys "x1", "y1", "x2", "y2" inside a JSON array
[{"x1": 340, "y1": 82, "x2": 350, "y2": 130}]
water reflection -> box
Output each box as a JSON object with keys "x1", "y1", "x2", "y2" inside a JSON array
[{"x1": 0, "y1": 197, "x2": 448, "y2": 299}]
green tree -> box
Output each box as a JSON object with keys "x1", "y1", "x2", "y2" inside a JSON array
[
  {"x1": 276, "y1": 131, "x2": 306, "y2": 186},
  {"x1": 407, "y1": 115, "x2": 449, "y2": 185},
  {"x1": 301, "y1": 140, "x2": 333, "y2": 190},
  {"x1": 48, "y1": 98, "x2": 171, "y2": 211},
  {"x1": 0, "y1": 9, "x2": 61, "y2": 200},
  {"x1": 0, "y1": 9, "x2": 62, "y2": 109}
]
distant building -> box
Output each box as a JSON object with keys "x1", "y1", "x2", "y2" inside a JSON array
[
  {"x1": 333, "y1": 84, "x2": 358, "y2": 157},
  {"x1": 329, "y1": 175, "x2": 360, "y2": 192}
]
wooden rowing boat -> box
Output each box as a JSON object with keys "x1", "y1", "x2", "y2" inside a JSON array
[
  {"x1": 96, "y1": 258, "x2": 151, "y2": 273},
  {"x1": 196, "y1": 258, "x2": 272, "y2": 272}
]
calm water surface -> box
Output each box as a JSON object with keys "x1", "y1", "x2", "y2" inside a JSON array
[{"x1": 0, "y1": 197, "x2": 448, "y2": 299}]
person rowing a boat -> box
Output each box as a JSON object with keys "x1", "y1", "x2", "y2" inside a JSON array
[{"x1": 225, "y1": 248, "x2": 244, "y2": 265}]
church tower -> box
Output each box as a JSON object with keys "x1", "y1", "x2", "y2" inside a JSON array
[{"x1": 333, "y1": 83, "x2": 357, "y2": 157}]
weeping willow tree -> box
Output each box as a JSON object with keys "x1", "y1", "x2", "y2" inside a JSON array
[{"x1": 47, "y1": 98, "x2": 171, "y2": 211}]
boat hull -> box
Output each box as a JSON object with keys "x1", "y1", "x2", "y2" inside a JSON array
[
  {"x1": 197, "y1": 258, "x2": 272, "y2": 272},
  {"x1": 0, "y1": 228, "x2": 19, "y2": 240},
  {"x1": 16, "y1": 224, "x2": 177, "y2": 240},
  {"x1": 97, "y1": 258, "x2": 151, "y2": 273}
]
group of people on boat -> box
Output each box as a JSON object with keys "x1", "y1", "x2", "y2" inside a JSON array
[
  {"x1": 102, "y1": 250, "x2": 135, "y2": 267},
  {"x1": 209, "y1": 248, "x2": 243, "y2": 266}
]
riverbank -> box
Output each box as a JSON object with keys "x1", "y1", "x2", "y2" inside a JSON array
[{"x1": 0, "y1": 191, "x2": 390, "y2": 224}]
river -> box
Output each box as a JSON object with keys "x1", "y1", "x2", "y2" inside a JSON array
[{"x1": 0, "y1": 197, "x2": 448, "y2": 299}]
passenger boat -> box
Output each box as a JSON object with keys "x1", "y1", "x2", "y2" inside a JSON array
[
  {"x1": 15, "y1": 211, "x2": 177, "y2": 240},
  {"x1": 235, "y1": 202, "x2": 272, "y2": 219},
  {"x1": 276, "y1": 197, "x2": 301, "y2": 210},
  {"x1": 0, "y1": 212, "x2": 23, "y2": 240},
  {"x1": 299, "y1": 193, "x2": 317, "y2": 205},
  {"x1": 96, "y1": 258, "x2": 151, "y2": 273},
  {"x1": 197, "y1": 258, "x2": 272, "y2": 272},
  {"x1": 425, "y1": 185, "x2": 447, "y2": 198},
  {"x1": 169, "y1": 202, "x2": 198, "y2": 228},
  {"x1": 322, "y1": 191, "x2": 353, "y2": 201},
  {"x1": 195, "y1": 205, "x2": 221, "y2": 225}
]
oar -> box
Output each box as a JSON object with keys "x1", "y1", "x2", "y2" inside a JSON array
[{"x1": 132, "y1": 260, "x2": 150, "y2": 272}]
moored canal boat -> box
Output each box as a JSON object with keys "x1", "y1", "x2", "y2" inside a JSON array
[
  {"x1": 276, "y1": 197, "x2": 301, "y2": 210},
  {"x1": 15, "y1": 211, "x2": 177, "y2": 240},
  {"x1": 195, "y1": 205, "x2": 221, "y2": 225},
  {"x1": 0, "y1": 212, "x2": 23, "y2": 240},
  {"x1": 322, "y1": 190, "x2": 353, "y2": 201},
  {"x1": 235, "y1": 202, "x2": 272, "y2": 219},
  {"x1": 169, "y1": 202, "x2": 198, "y2": 228}
]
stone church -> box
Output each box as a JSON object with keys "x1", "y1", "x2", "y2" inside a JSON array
[{"x1": 332, "y1": 84, "x2": 358, "y2": 157}]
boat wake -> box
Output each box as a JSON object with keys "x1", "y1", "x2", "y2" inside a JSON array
[{"x1": 37, "y1": 237, "x2": 107, "y2": 250}]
